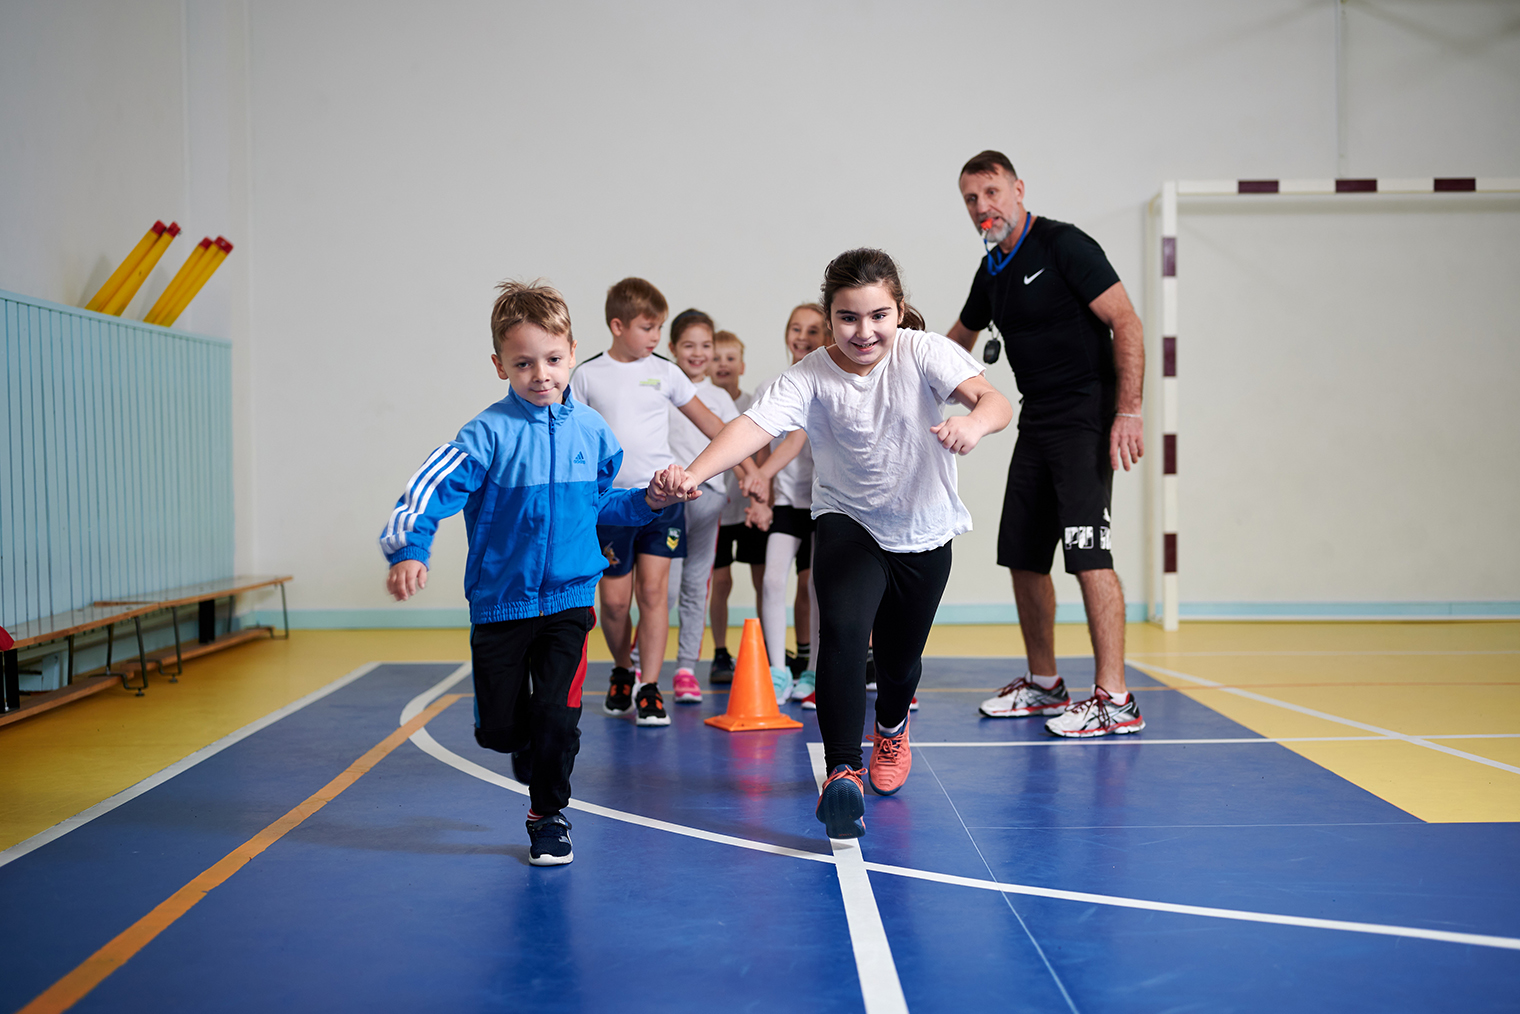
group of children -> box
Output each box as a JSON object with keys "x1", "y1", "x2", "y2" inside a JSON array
[{"x1": 381, "y1": 250, "x2": 1013, "y2": 863}]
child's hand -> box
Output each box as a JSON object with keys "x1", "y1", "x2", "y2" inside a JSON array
[
  {"x1": 745, "y1": 502, "x2": 773, "y2": 532},
  {"x1": 930, "y1": 415, "x2": 988, "y2": 455},
  {"x1": 387, "y1": 560, "x2": 428, "y2": 601},
  {"x1": 740, "y1": 471, "x2": 770, "y2": 505},
  {"x1": 648, "y1": 465, "x2": 700, "y2": 510}
]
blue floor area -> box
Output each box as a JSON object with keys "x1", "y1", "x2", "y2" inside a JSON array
[{"x1": 2, "y1": 659, "x2": 1517, "y2": 1013}]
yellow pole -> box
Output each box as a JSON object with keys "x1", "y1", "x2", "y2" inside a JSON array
[
  {"x1": 102, "y1": 223, "x2": 180, "y2": 317},
  {"x1": 144, "y1": 237, "x2": 211, "y2": 325},
  {"x1": 161, "y1": 237, "x2": 233, "y2": 327},
  {"x1": 85, "y1": 222, "x2": 165, "y2": 311}
]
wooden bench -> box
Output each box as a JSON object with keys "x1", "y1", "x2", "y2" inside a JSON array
[{"x1": 0, "y1": 575, "x2": 292, "y2": 727}]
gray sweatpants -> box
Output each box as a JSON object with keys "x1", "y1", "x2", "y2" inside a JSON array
[{"x1": 666, "y1": 489, "x2": 726, "y2": 671}]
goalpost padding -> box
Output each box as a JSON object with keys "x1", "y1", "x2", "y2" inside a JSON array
[{"x1": 1155, "y1": 177, "x2": 1520, "y2": 630}]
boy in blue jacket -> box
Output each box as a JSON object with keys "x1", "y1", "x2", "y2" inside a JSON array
[{"x1": 381, "y1": 280, "x2": 688, "y2": 866}]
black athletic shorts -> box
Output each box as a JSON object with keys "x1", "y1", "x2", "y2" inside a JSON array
[
  {"x1": 713, "y1": 521, "x2": 767, "y2": 569},
  {"x1": 997, "y1": 424, "x2": 1114, "y2": 574},
  {"x1": 768, "y1": 505, "x2": 814, "y2": 573}
]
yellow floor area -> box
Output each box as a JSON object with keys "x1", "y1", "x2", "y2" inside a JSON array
[{"x1": 1, "y1": 621, "x2": 1515, "y2": 851}]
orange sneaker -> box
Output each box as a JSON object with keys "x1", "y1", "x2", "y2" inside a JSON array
[
  {"x1": 816, "y1": 765, "x2": 866, "y2": 838},
  {"x1": 868, "y1": 718, "x2": 912, "y2": 795}
]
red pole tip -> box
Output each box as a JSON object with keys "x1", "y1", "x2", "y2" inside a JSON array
[
  {"x1": 166, "y1": 222, "x2": 182, "y2": 237},
  {"x1": 197, "y1": 237, "x2": 214, "y2": 249},
  {"x1": 218, "y1": 238, "x2": 234, "y2": 253},
  {"x1": 152, "y1": 221, "x2": 167, "y2": 234}
]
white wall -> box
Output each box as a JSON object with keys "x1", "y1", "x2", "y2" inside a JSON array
[{"x1": 4, "y1": 1, "x2": 1516, "y2": 623}]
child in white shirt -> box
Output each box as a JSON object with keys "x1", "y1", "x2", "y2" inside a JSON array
[{"x1": 674, "y1": 249, "x2": 1012, "y2": 840}]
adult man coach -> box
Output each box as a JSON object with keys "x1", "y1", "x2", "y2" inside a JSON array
[{"x1": 945, "y1": 150, "x2": 1147, "y2": 738}]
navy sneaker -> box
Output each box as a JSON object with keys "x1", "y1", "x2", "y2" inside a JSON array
[
  {"x1": 709, "y1": 647, "x2": 735, "y2": 685},
  {"x1": 526, "y1": 813, "x2": 573, "y2": 866},
  {"x1": 815, "y1": 765, "x2": 866, "y2": 839},
  {"x1": 604, "y1": 667, "x2": 635, "y2": 715}
]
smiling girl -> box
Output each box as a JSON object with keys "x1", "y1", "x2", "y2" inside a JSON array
[{"x1": 676, "y1": 249, "x2": 1012, "y2": 839}]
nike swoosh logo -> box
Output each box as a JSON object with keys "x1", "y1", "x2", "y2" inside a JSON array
[{"x1": 1023, "y1": 269, "x2": 1044, "y2": 285}]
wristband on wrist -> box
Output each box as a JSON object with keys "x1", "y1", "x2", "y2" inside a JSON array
[{"x1": 1116, "y1": 412, "x2": 1142, "y2": 419}]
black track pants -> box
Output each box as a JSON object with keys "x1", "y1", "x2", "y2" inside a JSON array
[
  {"x1": 812, "y1": 514, "x2": 953, "y2": 772},
  {"x1": 470, "y1": 605, "x2": 595, "y2": 815}
]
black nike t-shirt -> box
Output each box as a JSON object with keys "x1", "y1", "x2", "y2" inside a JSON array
[{"x1": 959, "y1": 217, "x2": 1120, "y2": 430}]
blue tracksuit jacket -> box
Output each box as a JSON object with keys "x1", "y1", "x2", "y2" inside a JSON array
[{"x1": 380, "y1": 387, "x2": 666, "y2": 624}]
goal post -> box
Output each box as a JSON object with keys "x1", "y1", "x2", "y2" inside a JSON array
[{"x1": 1152, "y1": 176, "x2": 1520, "y2": 631}]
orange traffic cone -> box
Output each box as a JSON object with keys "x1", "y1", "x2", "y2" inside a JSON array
[{"x1": 705, "y1": 618, "x2": 803, "y2": 732}]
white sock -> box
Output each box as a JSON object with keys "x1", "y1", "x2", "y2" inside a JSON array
[
  {"x1": 1105, "y1": 690, "x2": 1130, "y2": 705},
  {"x1": 877, "y1": 717, "x2": 906, "y2": 737},
  {"x1": 1030, "y1": 673, "x2": 1061, "y2": 690}
]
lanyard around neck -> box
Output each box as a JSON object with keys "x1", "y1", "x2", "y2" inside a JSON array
[{"x1": 984, "y1": 212, "x2": 1032, "y2": 277}]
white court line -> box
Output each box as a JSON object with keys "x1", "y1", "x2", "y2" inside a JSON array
[
  {"x1": 808, "y1": 743, "x2": 910, "y2": 1014},
  {"x1": 1128, "y1": 659, "x2": 1520, "y2": 776},
  {"x1": 908, "y1": 734, "x2": 1520, "y2": 748},
  {"x1": 0, "y1": 660, "x2": 390, "y2": 870},
  {"x1": 1126, "y1": 650, "x2": 1520, "y2": 658},
  {"x1": 861, "y1": 862, "x2": 1520, "y2": 952},
  {"x1": 402, "y1": 670, "x2": 1520, "y2": 954}
]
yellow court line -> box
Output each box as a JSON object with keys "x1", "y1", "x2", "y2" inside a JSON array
[{"x1": 19, "y1": 693, "x2": 467, "y2": 1014}]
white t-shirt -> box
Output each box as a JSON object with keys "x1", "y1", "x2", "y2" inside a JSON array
[
  {"x1": 722, "y1": 390, "x2": 753, "y2": 526},
  {"x1": 744, "y1": 329, "x2": 984, "y2": 553},
  {"x1": 753, "y1": 374, "x2": 813, "y2": 509},
  {"x1": 570, "y1": 352, "x2": 697, "y2": 488},
  {"x1": 668, "y1": 377, "x2": 738, "y2": 496}
]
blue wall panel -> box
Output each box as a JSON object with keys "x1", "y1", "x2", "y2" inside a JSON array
[{"x1": 0, "y1": 290, "x2": 232, "y2": 627}]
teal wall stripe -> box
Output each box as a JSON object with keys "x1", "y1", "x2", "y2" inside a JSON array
[
  {"x1": 253, "y1": 601, "x2": 1520, "y2": 631},
  {"x1": 0, "y1": 289, "x2": 233, "y2": 627}
]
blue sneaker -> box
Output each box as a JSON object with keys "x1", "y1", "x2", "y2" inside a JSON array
[
  {"x1": 526, "y1": 813, "x2": 574, "y2": 866},
  {"x1": 815, "y1": 765, "x2": 866, "y2": 839}
]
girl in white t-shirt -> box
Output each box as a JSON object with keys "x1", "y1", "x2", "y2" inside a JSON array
[
  {"x1": 662, "y1": 309, "x2": 741, "y2": 704},
  {"x1": 742, "y1": 303, "x2": 827, "y2": 704},
  {"x1": 675, "y1": 249, "x2": 1012, "y2": 840}
]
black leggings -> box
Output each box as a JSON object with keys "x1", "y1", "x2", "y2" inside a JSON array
[{"x1": 812, "y1": 513, "x2": 953, "y2": 771}]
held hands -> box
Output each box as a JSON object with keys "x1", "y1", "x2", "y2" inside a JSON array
[
  {"x1": 740, "y1": 470, "x2": 771, "y2": 505},
  {"x1": 387, "y1": 560, "x2": 428, "y2": 602},
  {"x1": 930, "y1": 415, "x2": 989, "y2": 455},
  {"x1": 744, "y1": 501, "x2": 773, "y2": 532},
  {"x1": 1110, "y1": 414, "x2": 1144, "y2": 471},
  {"x1": 648, "y1": 464, "x2": 701, "y2": 510}
]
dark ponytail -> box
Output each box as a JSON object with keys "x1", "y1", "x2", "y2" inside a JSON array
[{"x1": 820, "y1": 248, "x2": 923, "y2": 332}]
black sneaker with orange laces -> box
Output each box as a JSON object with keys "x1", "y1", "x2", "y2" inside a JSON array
[
  {"x1": 816, "y1": 765, "x2": 866, "y2": 839},
  {"x1": 634, "y1": 682, "x2": 670, "y2": 727},
  {"x1": 603, "y1": 667, "x2": 635, "y2": 716}
]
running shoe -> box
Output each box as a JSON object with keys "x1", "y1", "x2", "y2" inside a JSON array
[
  {"x1": 603, "y1": 666, "x2": 635, "y2": 716},
  {"x1": 634, "y1": 683, "x2": 671, "y2": 726},
  {"x1": 909, "y1": 696, "x2": 919, "y2": 711},
  {"x1": 979, "y1": 675, "x2": 1070, "y2": 718},
  {"x1": 815, "y1": 764, "x2": 866, "y2": 839},
  {"x1": 1044, "y1": 687, "x2": 1145, "y2": 738},
  {"x1": 801, "y1": 691, "x2": 817, "y2": 711},
  {"x1": 526, "y1": 812, "x2": 574, "y2": 866},
  {"x1": 709, "y1": 647, "x2": 735, "y2": 685},
  {"x1": 672, "y1": 668, "x2": 703, "y2": 704},
  {"x1": 790, "y1": 670, "x2": 817, "y2": 701},
  {"x1": 868, "y1": 718, "x2": 911, "y2": 795},
  {"x1": 771, "y1": 665, "x2": 793, "y2": 705}
]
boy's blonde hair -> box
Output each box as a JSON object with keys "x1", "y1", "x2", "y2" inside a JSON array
[
  {"x1": 605, "y1": 277, "x2": 668, "y2": 326},
  {"x1": 491, "y1": 280, "x2": 572, "y2": 354},
  {"x1": 712, "y1": 329, "x2": 744, "y2": 353}
]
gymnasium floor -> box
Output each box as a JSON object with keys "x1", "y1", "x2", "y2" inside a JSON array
[{"x1": 2, "y1": 622, "x2": 1517, "y2": 1013}]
